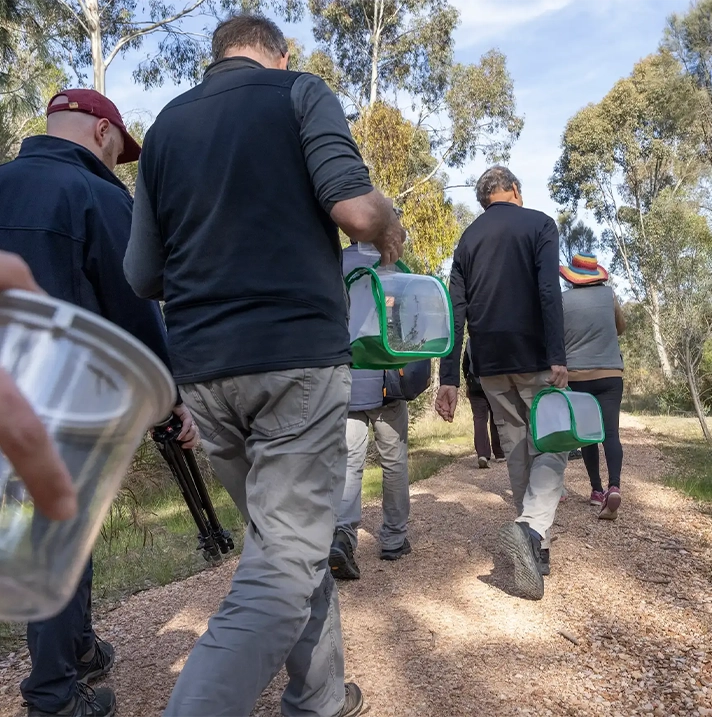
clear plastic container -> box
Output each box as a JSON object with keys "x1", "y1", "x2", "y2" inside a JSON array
[
  {"x1": 531, "y1": 388, "x2": 604, "y2": 453},
  {"x1": 0, "y1": 290, "x2": 175, "y2": 621},
  {"x1": 346, "y1": 261, "x2": 453, "y2": 369}
]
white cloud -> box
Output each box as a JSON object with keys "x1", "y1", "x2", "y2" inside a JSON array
[{"x1": 451, "y1": 0, "x2": 575, "y2": 45}]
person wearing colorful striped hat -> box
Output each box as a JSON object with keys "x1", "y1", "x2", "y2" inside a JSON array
[{"x1": 560, "y1": 252, "x2": 626, "y2": 520}]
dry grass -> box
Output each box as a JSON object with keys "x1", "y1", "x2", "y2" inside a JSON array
[{"x1": 636, "y1": 414, "x2": 712, "y2": 503}]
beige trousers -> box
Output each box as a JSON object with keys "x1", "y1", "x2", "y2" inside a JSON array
[{"x1": 480, "y1": 372, "x2": 567, "y2": 548}]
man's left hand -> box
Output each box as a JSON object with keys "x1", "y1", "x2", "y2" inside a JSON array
[
  {"x1": 435, "y1": 385, "x2": 458, "y2": 423},
  {"x1": 173, "y1": 403, "x2": 199, "y2": 449}
]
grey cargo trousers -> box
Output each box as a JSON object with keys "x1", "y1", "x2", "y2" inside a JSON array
[{"x1": 164, "y1": 366, "x2": 351, "y2": 717}]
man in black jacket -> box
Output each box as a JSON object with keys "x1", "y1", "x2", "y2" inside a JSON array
[
  {"x1": 436, "y1": 165, "x2": 567, "y2": 601},
  {"x1": 125, "y1": 14, "x2": 404, "y2": 717},
  {"x1": 0, "y1": 89, "x2": 196, "y2": 717}
]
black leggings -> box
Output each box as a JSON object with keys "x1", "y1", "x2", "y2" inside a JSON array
[{"x1": 568, "y1": 377, "x2": 623, "y2": 492}]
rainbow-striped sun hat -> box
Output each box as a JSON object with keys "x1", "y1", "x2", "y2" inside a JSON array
[{"x1": 560, "y1": 252, "x2": 609, "y2": 285}]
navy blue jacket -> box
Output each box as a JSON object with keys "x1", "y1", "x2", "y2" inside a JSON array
[{"x1": 0, "y1": 136, "x2": 174, "y2": 376}]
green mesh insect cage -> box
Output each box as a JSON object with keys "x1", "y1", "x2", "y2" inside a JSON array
[
  {"x1": 345, "y1": 260, "x2": 454, "y2": 370},
  {"x1": 531, "y1": 387, "x2": 605, "y2": 453}
]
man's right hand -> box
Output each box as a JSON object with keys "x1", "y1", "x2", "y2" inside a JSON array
[
  {"x1": 548, "y1": 365, "x2": 568, "y2": 389},
  {"x1": 435, "y1": 385, "x2": 459, "y2": 423},
  {"x1": 372, "y1": 202, "x2": 406, "y2": 266}
]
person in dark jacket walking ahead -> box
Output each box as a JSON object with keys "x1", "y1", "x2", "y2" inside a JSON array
[
  {"x1": 463, "y1": 338, "x2": 505, "y2": 468},
  {"x1": 0, "y1": 89, "x2": 196, "y2": 717},
  {"x1": 125, "y1": 15, "x2": 404, "y2": 717},
  {"x1": 436, "y1": 166, "x2": 568, "y2": 601}
]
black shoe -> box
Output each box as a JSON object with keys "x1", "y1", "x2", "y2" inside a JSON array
[
  {"x1": 498, "y1": 522, "x2": 545, "y2": 600},
  {"x1": 26, "y1": 685, "x2": 116, "y2": 717},
  {"x1": 539, "y1": 548, "x2": 551, "y2": 576},
  {"x1": 380, "y1": 537, "x2": 412, "y2": 561},
  {"x1": 76, "y1": 638, "x2": 115, "y2": 683},
  {"x1": 329, "y1": 531, "x2": 360, "y2": 580},
  {"x1": 568, "y1": 449, "x2": 583, "y2": 460},
  {"x1": 338, "y1": 683, "x2": 368, "y2": 716}
]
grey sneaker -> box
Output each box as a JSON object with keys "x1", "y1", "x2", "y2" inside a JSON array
[
  {"x1": 338, "y1": 683, "x2": 369, "y2": 716},
  {"x1": 498, "y1": 521, "x2": 545, "y2": 600},
  {"x1": 478, "y1": 456, "x2": 490, "y2": 469}
]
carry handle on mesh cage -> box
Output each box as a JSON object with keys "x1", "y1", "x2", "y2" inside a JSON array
[{"x1": 151, "y1": 413, "x2": 235, "y2": 563}]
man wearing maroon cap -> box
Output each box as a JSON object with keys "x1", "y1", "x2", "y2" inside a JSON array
[{"x1": 0, "y1": 89, "x2": 196, "y2": 717}]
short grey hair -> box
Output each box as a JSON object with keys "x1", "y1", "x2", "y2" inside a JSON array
[
  {"x1": 212, "y1": 14, "x2": 288, "y2": 62},
  {"x1": 475, "y1": 166, "x2": 521, "y2": 209}
]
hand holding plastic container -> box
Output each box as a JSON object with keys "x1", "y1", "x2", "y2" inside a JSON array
[
  {"x1": 346, "y1": 259, "x2": 454, "y2": 369},
  {"x1": 0, "y1": 290, "x2": 176, "y2": 621}
]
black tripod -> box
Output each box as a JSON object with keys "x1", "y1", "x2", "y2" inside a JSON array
[{"x1": 152, "y1": 414, "x2": 235, "y2": 563}]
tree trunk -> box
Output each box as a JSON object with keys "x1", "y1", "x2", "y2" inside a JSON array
[
  {"x1": 86, "y1": 0, "x2": 105, "y2": 94},
  {"x1": 650, "y1": 290, "x2": 673, "y2": 381},
  {"x1": 683, "y1": 344, "x2": 712, "y2": 444},
  {"x1": 368, "y1": 0, "x2": 382, "y2": 106}
]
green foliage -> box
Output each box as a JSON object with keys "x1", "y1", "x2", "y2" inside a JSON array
[
  {"x1": 557, "y1": 211, "x2": 597, "y2": 264},
  {"x1": 664, "y1": 0, "x2": 712, "y2": 164},
  {"x1": 351, "y1": 102, "x2": 460, "y2": 275},
  {"x1": 306, "y1": 0, "x2": 458, "y2": 109}
]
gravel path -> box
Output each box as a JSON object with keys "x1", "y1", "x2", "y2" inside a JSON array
[{"x1": 2, "y1": 416, "x2": 712, "y2": 717}]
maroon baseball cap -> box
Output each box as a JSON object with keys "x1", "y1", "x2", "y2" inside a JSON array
[{"x1": 46, "y1": 89, "x2": 141, "y2": 164}]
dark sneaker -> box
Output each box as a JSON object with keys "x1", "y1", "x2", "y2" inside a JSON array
[
  {"x1": 478, "y1": 456, "x2": 490, "y2": 469},
  {"x1": 380, "y1": 537, "x2": 412, "y2": 561},
  {"x1": 498, "y1": 522, "x2": 545, "y2": 600},
  {"x1": 338, "y1": 683, "x2": 369, "y2": 716},
  {"x1": 599, "y1": 486, "x2": 621, "y2": 521},
  {"x1": 329, "y1": 531, "x2": 360, "y2": 580},
  {"x1": 569, "y1": 449, "x2": 583, "y2": 460},
  {"x1": 77, "y1": 638, "x2": 115, "y2": 683},
  {"x1": 494, "y1": 456, "x2": 506, "y2": 463},
  {"x1": 539, "y1": 548, "x2": 551, "y2": 576},
  {"x1": 27, "y1": 684, "x2": 116, "y2": 717}
]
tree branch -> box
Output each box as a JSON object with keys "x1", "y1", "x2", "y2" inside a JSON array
[
  {"x1": 58, "y1": 0, "x2": 90, "y2": 35},
  {"x1": 104, "y1": 0, "x2": 209, "y2": 69},
  {"x1": 396, "y1": 143, "x2": 455, "y2": 200}
]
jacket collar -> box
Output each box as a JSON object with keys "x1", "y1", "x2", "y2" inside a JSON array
[
  {"x1": 204, "y1": 56, "x2": 265, "y2": 78},
  {"x1": 486, "y1": 201, "x2": 520, "y2": 210},
  {"x1": 18, "y1": 136, "x2": 128, "y2": 192}
]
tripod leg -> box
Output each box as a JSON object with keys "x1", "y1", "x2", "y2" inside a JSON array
[
  {"x1": 158, "y1": 443, "x2": 219, "y2": 561},
  {"x1": 183, "y1": 450, "x2": 222, "y2": 531},
  {"x1": 182, "y1": 448, "x2": 235, "y2": 554}
]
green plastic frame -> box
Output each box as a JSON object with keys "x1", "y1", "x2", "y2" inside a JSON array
[
  {"x1": 345, "y1": 260, "x2": 455, "y2": 368},
  {"x1": 531, "y1": 387, "x2": 605, "y2": 453}
]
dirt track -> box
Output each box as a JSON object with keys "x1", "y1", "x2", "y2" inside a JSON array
[{"x1": 1, "y1": 415, "x2": 712, "y2": 717}]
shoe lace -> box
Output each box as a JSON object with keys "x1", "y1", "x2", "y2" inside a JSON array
[
  {"x1": 76, "y1": 683, "x2": 97, "y2": 704},
  {"x1": 92, "y1": 638, "x2": 110, "y2": 670}
]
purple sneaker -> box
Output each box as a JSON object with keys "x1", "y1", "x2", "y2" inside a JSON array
[
  {"x1": 590, "y1": 490, "x2": 605, "y2": 506},
  {"x1": 598, "y1": 487, "x2": 621, "y2": 521}
]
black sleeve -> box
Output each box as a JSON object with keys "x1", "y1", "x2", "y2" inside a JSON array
[
  {"x1": 291, "y1": 74, "x2": 374, "y2": 213},
  {"x1": 462, "y1": 340, "x2": 471, "y2": 380},
  {"x1": 535, "y1": 217, "x2": 567, "y2": 367},
  {"x1": 439, "y1": 247, "x2": 467, "y2": 386},
  {"x1": 84, "y1": 189, "x2": 175, "y2": 377},
  {"x1": 124, "y1": 165, "x2": 166, "y2": 301}
]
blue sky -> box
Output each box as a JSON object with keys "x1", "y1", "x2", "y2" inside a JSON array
[{"x1": 105, "y1": 0, "x2": 690, "y2": 222}]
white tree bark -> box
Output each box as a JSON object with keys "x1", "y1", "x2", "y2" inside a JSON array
[
  {"x1": 86, "y1": 0, "x2": 105, "y2": 94},
  {"x1": 683, "y1": 341, "x2": 712, "y2": 445},
  {"x1": 650, "y1": 290, "x2": 674, "y2": 381},
  {"x1": 368, "y1": 0, "x2": 384, "y2": 106}
]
